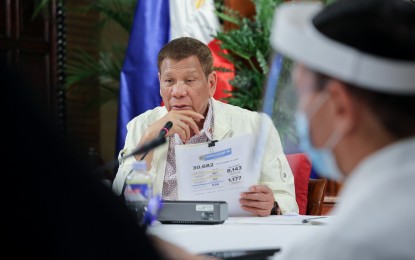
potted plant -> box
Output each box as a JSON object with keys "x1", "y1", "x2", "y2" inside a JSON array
[{"x1": 214, "y1": 0, "x2": 297, "y2": 149}]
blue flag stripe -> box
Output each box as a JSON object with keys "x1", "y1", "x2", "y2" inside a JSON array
[{"x1": 116, "y1": 0, "x2": 170, "y2": 154}]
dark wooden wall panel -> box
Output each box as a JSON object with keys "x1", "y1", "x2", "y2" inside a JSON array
[
  {"x1": 0, "y1": 0, "x2": 12, "y2": 66},
  {"x1": 0, "y1": 0, "x2": 107, "y2": 176},
  {"x1": 18, "y1": 0, "x2": 49, "y2": 41},
  {"x1": 0, "y1": 0, "x2": 61, "y2": 127},
  {"x1": 65, "y1": 0, "x2": 101, "y2": 162},
  {"x1": 17, "y1": 50, "x2": 50, "y2": 106},
  {"x1": 0, "y1": 0, "x2": 11, "y2": 38}
]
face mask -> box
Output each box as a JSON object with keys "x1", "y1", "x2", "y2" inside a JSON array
[{"x1": 295, "y1": 93, "x2": 344, "y2": 182}]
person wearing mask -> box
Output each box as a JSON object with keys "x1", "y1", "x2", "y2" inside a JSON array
[
  {"x1": 269, "y1": 0, "x2": 415, "y2": 259},
  {"x1": 113, "y1": 37, "x2": 298, "y2": 216}
]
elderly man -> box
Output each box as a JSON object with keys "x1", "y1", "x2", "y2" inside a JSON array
[
  {"x1": 113, "y1": 37, "x2": 298, "y2": 216},
  {"x1": 269, "y1": 0, "x2": 415, "y2": 259}
]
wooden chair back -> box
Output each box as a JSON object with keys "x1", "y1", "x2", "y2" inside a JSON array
[{"x1": 306, "y1": 178, "x2": 328, "y2": 215}]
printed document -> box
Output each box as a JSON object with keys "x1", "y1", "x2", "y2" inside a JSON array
[{"x1": 175, "y1": 133, "x2": 257, "y2": 216}]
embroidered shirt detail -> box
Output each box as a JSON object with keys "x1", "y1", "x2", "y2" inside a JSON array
[{"x1": 162, "y1": 100, "x2": 214, "y2": 200}]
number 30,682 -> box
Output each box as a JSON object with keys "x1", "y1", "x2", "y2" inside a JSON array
[{"x1": 193, "y1": 163, "x2": 213, "y2": 170}]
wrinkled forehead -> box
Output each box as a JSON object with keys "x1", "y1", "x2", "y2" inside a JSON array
[{"x1": 159, "y1": 56, "x2": 202, "y2": 75}]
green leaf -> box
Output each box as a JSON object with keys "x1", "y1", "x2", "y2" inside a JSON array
[
  {"x1": 256, "y1": 49, "x2": 269, "y2": 75},
  {"x1": 32, "y1": 0, "x2": 50, "y2": 19},
  {"x1": 215, "y1": 12, "x2": 241, "y2": 26},
  {"x1": 90, "y1": 0, "x2": 136, "y2": 32},
  {"x1": 214, "y1": 0, "x2": 288, "y2": 112}
]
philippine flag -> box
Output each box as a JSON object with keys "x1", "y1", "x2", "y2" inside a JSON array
[{"x1": 116, "y1": 0, "x2": 235, "y2": 154}]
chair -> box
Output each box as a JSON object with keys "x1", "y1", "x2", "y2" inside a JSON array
[
  {"x1": 286, "y1": 153, "x2": 311, "y2": 215},
  {"x1": 306, "y1": 178, "x2": 327, "y2": 215},
  {"x1": 285, "y1": 153, "x2": 327, "y2": 215}
]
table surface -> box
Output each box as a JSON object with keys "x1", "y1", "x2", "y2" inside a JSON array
[{"x1": 147, "y1": 215, "x2": 334, "y2": 255}]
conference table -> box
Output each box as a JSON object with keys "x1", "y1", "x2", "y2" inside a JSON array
[{"x1": 147, "y1": 215, "x2": 334, "y2": 257}]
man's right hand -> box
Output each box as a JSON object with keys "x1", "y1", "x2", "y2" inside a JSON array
[
  {"x1": 146, "y1": 110, "x2": 205, "y2": 143},
  {"x1": 133, "y1": 110, "x2": 205, "y2": 165}
]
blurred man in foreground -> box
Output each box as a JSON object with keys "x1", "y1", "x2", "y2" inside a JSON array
[
  {"x1": 2, "y1": 63, "x2": 209, "y2": 259},
  {"x1": 270, "y1": 0, "x2": 415, "y2": 259}
]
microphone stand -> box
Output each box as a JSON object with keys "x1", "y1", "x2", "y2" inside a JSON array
[
  {"x1": 92, "y1": 136, "x2": 166, "y2": 175},
  {"x1": 141, "y1": 121, "x2": 173, "y2": 160}
]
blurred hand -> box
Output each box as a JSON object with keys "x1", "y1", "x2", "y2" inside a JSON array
[{"x1": 239, "y1": 185, "x2": 275, "y2": 216}]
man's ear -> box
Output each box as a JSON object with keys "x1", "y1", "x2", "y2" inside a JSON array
[
  {"x1": 327, "y1": 80, "x2": 358, "y2": 136},
  {"x1": 208, "y1": 71, "x2": 217, "y2": 97}
]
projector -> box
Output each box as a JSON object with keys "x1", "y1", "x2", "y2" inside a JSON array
[{"x1": 157, "y1": 200, "x2": 228, "y2": 224}]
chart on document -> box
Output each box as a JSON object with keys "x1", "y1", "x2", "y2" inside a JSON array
[{"x1": 175, "y1": 133, "x2": 257, "y2": 216}]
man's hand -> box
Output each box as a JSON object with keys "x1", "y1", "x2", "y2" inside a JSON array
[
  {"x1": 239, "y1": 185, "x2": 275, "y2": 216},
  {"x1": 146, "y1": 110, "x2": 205, "y2": 143},
  {"x1": 133, "y1": 110, "x2": 205, "y2": 167}
]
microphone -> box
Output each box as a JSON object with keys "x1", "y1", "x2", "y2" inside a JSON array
[
  {"x1": 125, "y1": 136, "x2": 167, "y2": 159},
  {"x1": 158, "y1": 121, "x2": 173, "y2": 138},
  {"x1": 92, "y1": 122, "x2": 173, "y2": 175},
  {"x1": 140, "y1": 121, "x2": 173, "y2": 160}
]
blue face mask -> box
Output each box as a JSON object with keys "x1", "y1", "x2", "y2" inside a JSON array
[{"x1": 295, "y1": 94, "x2": 344, "y2": 181}]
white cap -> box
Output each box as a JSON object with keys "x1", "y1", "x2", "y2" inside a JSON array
[{"x1": 270, "y1": 2, "x2": 415, "y2": 94}]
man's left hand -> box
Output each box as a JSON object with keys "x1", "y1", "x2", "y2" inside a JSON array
[{"x1": 239, "y1": 185, "x2": 275, "y2": 216}]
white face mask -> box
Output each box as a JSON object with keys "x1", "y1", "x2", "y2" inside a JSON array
[{"x1": 295, "y1": 93, "x2": 345, "y2": 181}]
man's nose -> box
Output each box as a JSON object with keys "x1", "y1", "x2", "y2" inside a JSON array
[{"x1": 171, "y1": 81, "x2": 187, "y2": 97}]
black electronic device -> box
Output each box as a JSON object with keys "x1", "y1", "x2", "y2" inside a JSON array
[
  {"x1": 157, "y1": 200, "x2": 228, "y2": 224},
  {"x1": 200, "y1": 248, "x2": 281, "y2": 260}
]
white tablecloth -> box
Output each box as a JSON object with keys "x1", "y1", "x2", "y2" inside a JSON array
[{"x1": 147, "y1": 215, "x2": 333, "y2": 255}]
